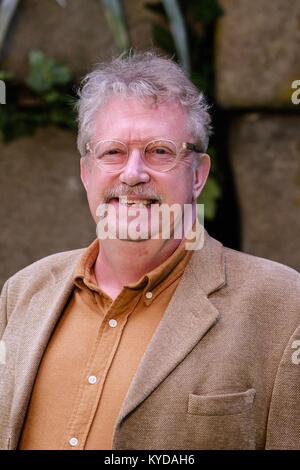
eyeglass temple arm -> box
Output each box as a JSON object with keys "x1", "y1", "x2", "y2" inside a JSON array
[{"x1": 183, "y1": 142, "x2": 204, "y2": 153}]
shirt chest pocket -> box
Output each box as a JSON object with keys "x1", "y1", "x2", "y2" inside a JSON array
[{"x1": 187, "y1": 388, "x2": 256, "y2": 415}]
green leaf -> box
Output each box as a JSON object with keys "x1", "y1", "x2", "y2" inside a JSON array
[
  {"x1": 198, "y1": 176, "x2": 221, "y2": 220},
  {"x1": 29, "y1": 50, "x2": 44, "y2": 66},
  {"x1": 0, "y1": 0, "x2": 20, "y2": 59},
  {"x1": 44, "y1": 91, "x2": 64, "y2": 103},
  {"x1": 0, "y1": 70, "x2": 14, "y2": 80},
  {"x1": 100, "y1": 0, "x2": 130, "y2": 51},
  {"x1": 26, "y1": 51, "x2": 71, "y2": 93},
  {"x1": 162, "y1": 0, "x2": 190, "y2": 72}
]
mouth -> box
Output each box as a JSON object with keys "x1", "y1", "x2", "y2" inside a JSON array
[{"x1": 108, "y1": 196, "x2": 161, "y2": 208}]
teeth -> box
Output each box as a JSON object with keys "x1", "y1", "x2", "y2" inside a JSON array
[
  {"x1": 118, "y1": 196, "x2": 153, "y2": 207},
  {"x1": 129, "y1": 202, "x2": 150, "y2": 208}
]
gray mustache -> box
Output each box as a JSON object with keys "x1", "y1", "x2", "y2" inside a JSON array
[{"x1": 103, "y1": 185, "x2": 163, "y2": 203}]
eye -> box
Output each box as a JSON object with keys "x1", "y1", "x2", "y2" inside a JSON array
[
  {"x1": 146, "y1": 141, "x2": 176, "y2": 157},
  {"x1": 94, "y1": 141, "x2": 127, "y2": 160},
  {"x1": 153, "y1": 147, "x2": 169, "y2": 154},
  {"x1": 104, "y1": 148, "x2": 123, "y2": 156}
]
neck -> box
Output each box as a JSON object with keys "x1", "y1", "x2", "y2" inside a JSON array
[
  {"x1": 94, "y1": 237, "x2": 182, "y2": 300},
  {"x1": 94, "y1": 204, "x2": 197, "y2": 300}
]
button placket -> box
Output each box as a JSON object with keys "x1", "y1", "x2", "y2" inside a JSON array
[{"x1": 63, "y1": 290, "x2": 140, "y2": 450}]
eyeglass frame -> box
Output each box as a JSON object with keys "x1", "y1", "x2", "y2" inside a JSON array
[{"x1": 85, "y1": 138, "x2": 205, "y2": 173}]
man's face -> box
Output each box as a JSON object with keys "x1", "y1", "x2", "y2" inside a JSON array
[{"x1": 80, "y1": 96, "x2": 210, "y2": 240}]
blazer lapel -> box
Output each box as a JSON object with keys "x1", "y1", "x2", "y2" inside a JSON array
[
  {"x1": 114, "y1": 233, "x2": 226, "y2": 439},
  {"x1": 9, "y1": 270, "x2": 75, "y2": 449}
]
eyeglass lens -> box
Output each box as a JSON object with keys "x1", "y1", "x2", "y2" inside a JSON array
[{"x1": 93, "y1": 140, "x2": 178, "y2": 171}]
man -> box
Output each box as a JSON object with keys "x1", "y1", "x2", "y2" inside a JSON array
[{"x1": 0, "y1": 51, "x2": 300, "y2": 450}]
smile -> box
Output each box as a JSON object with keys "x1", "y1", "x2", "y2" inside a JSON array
[{"x1": 108, "y1": 196, "x2": 160, "y2": 207}]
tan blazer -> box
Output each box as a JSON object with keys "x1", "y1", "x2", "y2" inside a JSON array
[{"x1": 1, "y1": 233, "x2": 300, "y2": 450}]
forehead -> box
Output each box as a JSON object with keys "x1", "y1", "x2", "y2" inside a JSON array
[{"x1": 92, "y1": 96, "x2": 191, "y2": 142}]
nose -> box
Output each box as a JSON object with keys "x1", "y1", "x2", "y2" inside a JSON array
[{"x1": 119, "y1": 148, "x2": 150, "y2": 186}]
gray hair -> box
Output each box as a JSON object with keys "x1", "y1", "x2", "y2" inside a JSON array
[{"x1": 75, "y1": 51, "x2": 212, "y2": 157}]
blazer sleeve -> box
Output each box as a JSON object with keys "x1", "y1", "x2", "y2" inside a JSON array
[
  {"x1": 0, "y1": 280, "x2": 8, "y2": 339},
  {"x1": 265, "y1": 322, "x2": 300, "y2": 449}
]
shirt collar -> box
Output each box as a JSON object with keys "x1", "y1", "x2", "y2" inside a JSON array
[
  {"x1": 73, "y1": 239, "x2": 99, "y2": 291},
  {"x1": 73, "y1": 222, "x2": 197, "y2": 298}
]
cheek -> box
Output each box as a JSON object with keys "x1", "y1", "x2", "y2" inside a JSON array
[
  {"x1": 162, "y1": 172, "x2": 194, "y2": 204},
  {"x1": 86, "y1": 171, "x2": 112, "y2": 196},
  {"x1": 86, "y1": 178, "x2": 100, "y2": 201},
  {"x1": 84, "y1": 175, "x2": 108, "y2": 219}
]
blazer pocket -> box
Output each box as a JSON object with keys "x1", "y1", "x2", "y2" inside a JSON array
[{"x1": 188, "y1": 388, "x2": 256, "y2": 416}]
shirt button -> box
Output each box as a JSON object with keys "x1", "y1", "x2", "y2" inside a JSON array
[
  {"x1": 109, "y1": 319, "x2": 118, "y2": 328},
  {"x1": 88, "y1": 375, "x2": 97, "y2": 384},
  {"x1": 145, "y1": 291, "x2": 153, "y2": 299},
  {"x1": 69, "y1": 437, "x2": 79, "y2": 447}
]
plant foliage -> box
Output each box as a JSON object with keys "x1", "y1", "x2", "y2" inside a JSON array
[{"x1": 0, "y1": 51, "x2": 76, "y2": 142}]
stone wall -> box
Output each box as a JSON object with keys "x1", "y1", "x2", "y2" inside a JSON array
[{"x1": 230, "y1": 114, "x2": 300, "y2": 271}]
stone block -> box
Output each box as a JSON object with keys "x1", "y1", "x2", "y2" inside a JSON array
[
  {"x1": 0, "y1": 127, "x2": 95, "y2": 289},
  {"x1": 215, "y1": 0, "x2": 300, "y2": 107},
  {"x1": 230, "y1": 114, "x2": 300, "y2": 271}
]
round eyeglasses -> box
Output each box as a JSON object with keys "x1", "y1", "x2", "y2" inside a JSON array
[{"x1": 85, "y1": 139, "x2": 204, "y2": 173}]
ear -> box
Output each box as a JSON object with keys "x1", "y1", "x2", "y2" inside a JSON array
[
  {"x1": 192, "y1": 153, "x2": 211, "y2": 201},
  {"x1": 80, "y1": 157, "x2": 90, "y2": 191}
]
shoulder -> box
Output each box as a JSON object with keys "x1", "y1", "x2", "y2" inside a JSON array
[
  {"x1": 3, "y1": 248, "x2": 85, "y2": 292},
  {"x1": 0, "y1": 248, "x2": 86, "y2": 334},
  {"x1": 224, "y1": 245, "x2": 300, "y2": 291},
  {"x1": 221, "y1": 245, "x2": 300, "y2": 325}
]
